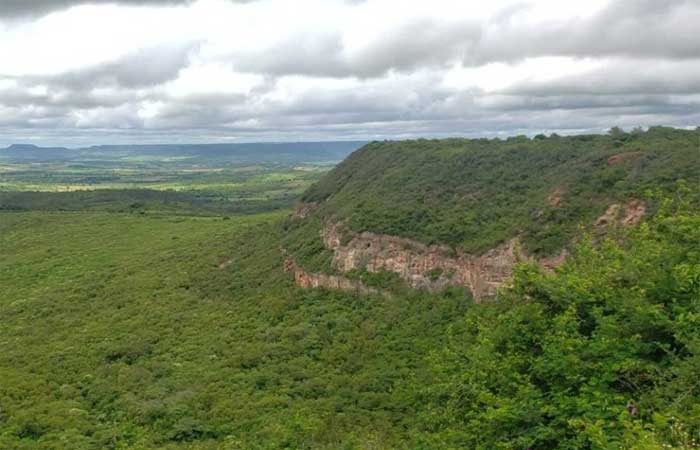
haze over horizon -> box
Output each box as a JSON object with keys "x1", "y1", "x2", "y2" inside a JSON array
[{"x1": 1, "y1": 0, "x2": 699, "y2": 147}]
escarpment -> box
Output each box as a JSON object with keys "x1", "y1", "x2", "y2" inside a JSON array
[
  {"x1": 595, "y1": 199, "x2": 647, "y2": 229},
  {"x1": 287, "y1": 199, "x2": 646, "y2": 300},
  {"x1": 320, "y1": 222, "x2": 564, "y2": 301}
]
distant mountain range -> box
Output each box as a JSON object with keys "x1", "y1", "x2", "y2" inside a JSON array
[{"x1": 0, "y1": 141, "x2": 368, "y2": 164}]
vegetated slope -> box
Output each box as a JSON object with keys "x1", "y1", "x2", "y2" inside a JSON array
[
  {"x1": 1, "y1": 127, "x2": 698, "y2": 450},
  {"x1": 284, "y1": 127, "x2": 699, "y2": 297},
  {"x1": 0, "y1": 211, "x2": 467, "y2": 450},
  {"x1": 417, "y1": 194, "x2": 700, "y2": 449},
  {"x1": 2, "y1": 190, "x2": 698, "y2": 450}
]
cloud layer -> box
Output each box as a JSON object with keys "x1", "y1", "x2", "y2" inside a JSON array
[
  {"x1": 0, "y1": 0, "x2": 698, "y2": 146},
  {"x1": 0, "y1": 0, "x2": 196, "y2": 18}
]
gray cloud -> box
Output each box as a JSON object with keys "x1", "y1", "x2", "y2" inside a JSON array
[
  {"x1": 474, "y1": 0, "x2": 700, "y2": 63},
  {"x1": 503, "y1": 60, "x2": 700, "y2": 96},
  {"x1": 29, "y1": 42, "x2": 199, "y2": 90},
  {"x1": 3, "y1": 56, "x2": 698, "y2": 147},
  {"x1": 232, "y1": 19, "x2": 481, "y2": 78},
  {"x1": 0, "y1": 0, "x2": 199, "y2": 18},
  {"x1": 226, "y1": 0, "x2": 700, "y2": 79},
  {"x1": 1, "y1": 0, "x2": 699, "y2": 146}
]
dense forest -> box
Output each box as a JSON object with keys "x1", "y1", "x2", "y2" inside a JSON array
[{"x1": 1, "y1": 128, "x2": 699, "y2": 449}]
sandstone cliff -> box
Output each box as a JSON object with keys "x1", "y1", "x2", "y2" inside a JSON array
[
  {"x1": 320, "y1": 221, "x2": 564, "y2": 300},
  {"x1": 288, "y1": 201, "x2": 644, "y2": 301},
  {"x1": 283, "y1": 257, "x2": 383, "y2": 297}
]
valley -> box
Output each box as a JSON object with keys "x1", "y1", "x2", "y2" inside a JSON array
[
  {"x1": 1, "y1": 128, "x2": 699, "y2": 449},
  {"x1": 3, "y1": 2, "x2": 700, "y2": 448}
]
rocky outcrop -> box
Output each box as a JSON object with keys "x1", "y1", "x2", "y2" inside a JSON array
[
  {"x1": 283, "y1": 257, "x2": 384, "y2": 297},
  {"x1": 288, "y1": 199, "x2": 644, "y2": 301},
  {"x1": 321, "y1": 222, "x2": 561, "y2": 301},
  {"x1": 596, "y1": 199, "x2": 646, "y2": 228},
  {"x1": 548, "y1": 187, "x2": 564, "y2": 207},
  {"x1": 622, "y1": 200, "x2": 646, "y2": 226},
  {"x1": 607, "y1": 151, "x2": 645, "y2": 166},
  {"x1": 291, "y1": 202, "x2": 319, "y2": 220}
]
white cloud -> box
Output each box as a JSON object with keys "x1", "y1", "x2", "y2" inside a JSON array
[{"x1": 0, "y1": 0, "x2": 698, "y2": 146}]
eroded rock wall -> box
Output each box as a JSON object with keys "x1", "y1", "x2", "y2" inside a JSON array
[
  {"x1": 321, "y1": 222, "x2": 552, "y2": 301},
  {"x1": 288, "y1": 200, "x2": 643, "y2": 301},
  {"x1": 283, "y1": 257, "x2": 383, "y2": 297}
]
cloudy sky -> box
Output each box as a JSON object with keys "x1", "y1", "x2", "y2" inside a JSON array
[{"x1": 0, "y1": 0, "x2": 698, "y2": 146}]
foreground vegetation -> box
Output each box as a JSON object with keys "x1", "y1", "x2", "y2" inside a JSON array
[
  {"x1": 417, "y1": 191, "x2": 700, "y2": 449},
  {"x1": 2, "y1": 190, "x2": 699, "y2": 449}
]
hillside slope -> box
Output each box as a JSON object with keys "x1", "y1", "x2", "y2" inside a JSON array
[
  {"x1": 0, "y1": 211, "x2": 466, "y2": 449},
  {"x1": 285, "y1": 127, "x2": 699, "y2": 298}
]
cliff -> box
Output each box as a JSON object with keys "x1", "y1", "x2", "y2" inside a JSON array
[
  {"x1": 284, "y1": 127, "x2": 698, "y2": 299},
  {"x1": 319, "y1": 221, "x2": 566, "y2": 300}
]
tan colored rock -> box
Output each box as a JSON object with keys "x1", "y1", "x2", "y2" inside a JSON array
[
  {"x1": 622, "y1": 200, "x2": 646, "y2": 226},
  {"x1": 548, "y1": 187, "x2": 564, "y2": 207},
  {"x1": 319, "y1": 223, "x2": 564, "y2": 301},
  {"x1": 595, "y1": 200, "x2": 646, "y2": 228},
  {"x1": 291, "y1": 202, "x2": 319, "y2": 220},
  {"x1": 284, "y1": 257, "x2": 383, "y2": 297},
  {"x1": 289, "y1": 199, "x2": 645, "y2": 300},
  {"x1": 607, "y1": 151, "x2": 644, "y2": 166},
  {"x1": 595, "y1": 204, "x2": 622, "y2": 228}
]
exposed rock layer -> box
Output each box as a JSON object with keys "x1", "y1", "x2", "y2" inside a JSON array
[
  {"x1": 289, "y1": 200, "x2": 644, "y2": 301},
  {"x1": 321, "y1": 222, "x2": 563, "y2": 301},
  {"x1": 291, "y1": 202, "x2": 319, "y2": 220},
  {"x1": 595, "y1": 200, "x2": 647, "y2": 229},
  {"x1": 283, "y1": 257, "x2": 383, "y2": 297},
  {"x1": 607, "y1": 151, "x2": 645, "y2": 166}
]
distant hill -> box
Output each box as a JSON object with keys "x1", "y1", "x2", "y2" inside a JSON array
[
  {"x1": 284, "y1": 127, "x2": 700, "y2": 298},
  {"x1": 0, "y1": 141, "x2": 367, "y2": 164},
  {"x1": 0, "y1": 144, "x2": 75, "y2": 161}
]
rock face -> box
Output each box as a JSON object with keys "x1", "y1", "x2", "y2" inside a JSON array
[
  {"x1": 548, "y1": 187, "x2": 564, "y2": 207},
  {"x1": 622, "y1": 200, "x2": 646, "y2": 226},
  {"x1": 283, "y1": 257, "x2": 382, "y2": 297},
  {"x1": 291, "y1": 202, "x2": 319, "y2": 220},
  {"x1": 607, "y1": 151, "x2": 645, "y2": 166},
  {"x1": 288, "y1": 199, "x2": 643, "y2": 301},
  {"x1": 321, "y1": 222, "x2": 560, "y2": 301},
  {"x1": 596, "y1": 200, "x2": 646, "y2": 229}
]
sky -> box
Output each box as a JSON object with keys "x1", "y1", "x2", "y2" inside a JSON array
[{"x1": 0, "y1": 0, "x2": 698, "y2": 146}]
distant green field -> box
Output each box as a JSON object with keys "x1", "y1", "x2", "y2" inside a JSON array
[
  {"x1": 0, "y1": 161, "x2": 332, "y2": 215},
  {"x1": 0, "y1": 142, "x2": 360, "y2": 215}
]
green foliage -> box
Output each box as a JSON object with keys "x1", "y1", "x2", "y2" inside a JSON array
[
  {"x1": 425, "y1": 267, "x2": 443, "y2": 282},
  {"x1": 418, "y1": 194, "x2": 700, "y2": 449},
  {"x1": 346, "y1": 268, "x2": 404, "y2": 289},
  {"x1": 0, "y1": 164, "x2": 330, "y2": 215},
  {"x1": 0, "y1": 142, "x2": 363, "y2": 215},
  {"x1": 0, "y1": 210, "x2": 469, "y2": 449},
  {"x1": 1, "y1": 130, "x2": 699, "y2": 449}
]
